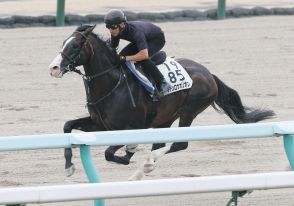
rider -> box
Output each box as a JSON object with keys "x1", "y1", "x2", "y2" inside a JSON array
[{"x1": 104, "y1": 9, "x2": 170, "y2": 98}]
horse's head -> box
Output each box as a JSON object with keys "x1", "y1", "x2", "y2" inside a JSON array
[{"x1": 49, "y1": 24, "x2": 96, "y2": 78}]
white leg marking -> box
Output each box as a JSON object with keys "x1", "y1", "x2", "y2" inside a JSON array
[
  {"x1": 128, "y1": 164, "x2": 144, "y2": 181},
  {"x1": 126, "y1": 144, "x2": 138, "y2": 153},
  {"x1": 128, "y1": 146, "x2": 170, "y2": 181},
  {"x1": 65, "y1": 164, "x2": 76, "y2": 177},
  {"x1": 144, "y1": 146, "x2": 170, "y2": 173}
]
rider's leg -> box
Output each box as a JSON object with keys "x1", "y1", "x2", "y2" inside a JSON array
[
  {"x1": 144, "y1": 33, "x2": 170, "y2": 94},
  {"x1": 140, "y1": 59, "x2": 170, "y2": 94}
]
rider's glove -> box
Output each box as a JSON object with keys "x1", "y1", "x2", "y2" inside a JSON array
[{"x1": 119, "y1": 55, "x2": 126, "y2": 64}]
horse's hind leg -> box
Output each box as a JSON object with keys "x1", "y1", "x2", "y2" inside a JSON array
[
  {"x1": 128, "y1": 123, "x2": 171, "y2": 181},
  {"x1": 63, "y1": 117, "x2": 102, "y2": 177},
  {"x1": 152, "y1": 143, "x2": 166, "y2": 151},
  {"x1": 165, "y1": 114, "x2": 194, "y2": 154},
  {"x1": 167, "y1": 94, "x2": 215, "y2": 152},
  {"x1": 166, "y1": 100, "x2": 214, "y2": 155},
  {"x1": 129, "y1": 144, "x2": 171, "y2": 181},
  {"x1": 141, "y1": 116, "x2": 193, "y2": 174},
  {"x1": 132, "y1": 100, "x2": 212, "y2": 180}
]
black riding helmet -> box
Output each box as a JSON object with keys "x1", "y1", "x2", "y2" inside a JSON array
[{"x1": 104, "y1": 9, "x2": 126, "y2": 28}]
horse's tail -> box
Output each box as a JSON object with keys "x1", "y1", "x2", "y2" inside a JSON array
[{"x1": 212, "y1": 74, "x2": 275, "y2": 123}]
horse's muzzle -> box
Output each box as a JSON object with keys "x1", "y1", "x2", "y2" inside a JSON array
[
  {"x1": 50, "y1": 66, "x2": 63, "y2": 78},
  {"x1": 49, "y1": 53, "x2": 64, "y2": 78}
]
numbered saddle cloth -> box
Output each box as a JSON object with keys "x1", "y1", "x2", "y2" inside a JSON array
[
  {"x1": 126, "y1": 57, "x2": 193, "y2": 95},
  {"x1": 157, "y1": 57, "x2": 193, "y2": 95}
]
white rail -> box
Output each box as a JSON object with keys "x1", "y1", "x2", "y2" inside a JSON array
[
  {"x1": 0, "y1": 121, "x2": 293, "y2": 151},
  {"x1": 1, "y1": 172, "x2": 294, "y2": 204},
  {"x1": 0, "y1": 121, "x2": 293, "y2": 205}
]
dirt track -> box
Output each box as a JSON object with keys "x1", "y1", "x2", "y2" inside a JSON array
[{"x1": 0, "y1": 16, "x2": 294, "y2": 205}]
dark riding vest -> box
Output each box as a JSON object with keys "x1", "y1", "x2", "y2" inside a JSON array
[{"x1": 110, "y1": 21, "x2": 164, "y2": 52}]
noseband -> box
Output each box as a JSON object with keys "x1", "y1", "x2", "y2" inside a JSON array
[
  {"x1": 60, "y1": 31, "x2": 97, "y2": 79},
  {"x1": 60, "y1": 31, "x2": 88, "y2": 73}
]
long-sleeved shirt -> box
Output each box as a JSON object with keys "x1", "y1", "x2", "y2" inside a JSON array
[{"x1": 110, "y1": 21, "x2": 164, "y2": 51}]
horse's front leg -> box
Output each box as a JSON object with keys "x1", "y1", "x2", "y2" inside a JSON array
[
  {"x1": 143, "y1": 142, "x2": 188, "y2": 173},
  {"x1": 105, "y1": 126, "x2": 138, "y2": 165},
  {"x1": 63, "y1": 116, "x2": 102, "y2": 177},
  {"x1": 128, "y1": 124, "x2": 171, "y2": 181},
  {"x1": 105, "y1": 144, "x2": 137, "y2": 165},
  {"x1": 128, "y1": 142, "x2": 188, "y2": 181},
  {"x1": 140, "y1": 113, "x2": 195, "y2": 175}
]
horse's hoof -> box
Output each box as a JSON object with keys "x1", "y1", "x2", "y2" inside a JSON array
[
  {"x1": 128, "y1": 169, "x2": 144, "y2": 181},
  {"x1": 143, "y1": 163, "x2": 154, "y2": 173},
  {"x1": 65, "y1": 164, "x2": 76, "y2": 177}
]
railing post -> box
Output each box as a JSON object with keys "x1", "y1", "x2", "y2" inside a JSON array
[
  {"x1": 80, "y1": 145, "x2": 104, "y2": 206},
  {"x1": 217, "y1": 0, "x2": 226, "y2": 20},
  {"x1": 56, "y1": 0, "x2": 65, "y2": 26},
  {"x1": 283, "y1": 134, "x2": 294, "y2": 170}
]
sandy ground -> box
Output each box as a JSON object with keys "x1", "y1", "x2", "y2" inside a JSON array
[
  {"x1": 0, "y1": 0, "x2": 294, "y2": 17},
  {"x1": 0, "y1": 10, "x2": 294, "y2": 206}
]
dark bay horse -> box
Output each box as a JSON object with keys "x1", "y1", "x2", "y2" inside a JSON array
[{"x1": 49, "y1": 25, "x2": 275, "y2": 177}]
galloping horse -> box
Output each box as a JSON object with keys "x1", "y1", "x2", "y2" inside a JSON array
[{"x1": 49, "y1": 25, "x2": 275, "y2": 177}]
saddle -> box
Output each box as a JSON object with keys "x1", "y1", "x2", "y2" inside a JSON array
[
  {"x1": 125, "y1": 51, "x2": 192, "y2": 96},
  {"x1": 125, "y1": 51, "x2": 167, "y2": 94},
  {"x1": 150, "y1": 51, "x2": 167, "y2": 65}
]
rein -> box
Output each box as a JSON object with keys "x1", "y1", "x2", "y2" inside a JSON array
[{"x1": 85, "y1": 67, "x2": 123, "y2": 106}]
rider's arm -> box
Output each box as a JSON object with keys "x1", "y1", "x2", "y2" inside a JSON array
[
  {"x1": 110, "y1": 35, "x2": 120, "y2": 49},
  {"x1": 126, "y1": 49, "x2": 148, "y2": 62}
]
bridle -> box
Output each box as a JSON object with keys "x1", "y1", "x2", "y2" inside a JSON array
[
  {"x1": 60, "y1": 31, "x2": 123, "y2": 105},
  {"x1": 59, "y1": 31, "x2": 88, "y2": 75}
]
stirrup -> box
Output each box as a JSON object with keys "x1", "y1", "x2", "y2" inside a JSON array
[
  {"x1": 152, "y1": 89, "x2": 163, "y2": 102},
  {"x1": 159, "y1": 81, "x2": 171, "y2": 93}
]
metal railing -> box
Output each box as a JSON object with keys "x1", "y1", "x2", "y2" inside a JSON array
[{"x1": 0, "y1": 121, "x2": 294, "y2": 206}]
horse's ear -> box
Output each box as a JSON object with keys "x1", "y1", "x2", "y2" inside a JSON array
[{"x1": 84, "y1": 24, "x2": 96, "y2": 36}]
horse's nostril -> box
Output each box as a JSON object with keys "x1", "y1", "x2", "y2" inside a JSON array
[{"x1": 52, "y1": 66, "x2": 59, "y2": 70}]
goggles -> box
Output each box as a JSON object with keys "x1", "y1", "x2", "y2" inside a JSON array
[{"x1": 106, "y1": 24, "x2": 119, "y2": 29}]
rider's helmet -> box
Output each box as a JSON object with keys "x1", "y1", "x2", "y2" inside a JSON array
[{"x1": 104, "y1": 9, "x2": 126, "y2": 28}]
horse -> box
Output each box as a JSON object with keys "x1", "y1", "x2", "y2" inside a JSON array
[{"x1": 49, "y1": 24, "x2": 275, "y2": 178}]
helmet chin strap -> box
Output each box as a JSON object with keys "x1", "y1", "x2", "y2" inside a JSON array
[{"x1": 118, "y1": 23, "x2": 125, "y2": 34}]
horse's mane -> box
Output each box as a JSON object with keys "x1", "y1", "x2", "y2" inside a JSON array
[
  {"x1": 76, "y1": 24, "x2": 93, "y2": 32},
  {"x1": 75, "y1": 24, "x2": 118, "y2": 60}
]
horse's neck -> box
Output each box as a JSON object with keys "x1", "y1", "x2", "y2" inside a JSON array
[
  {"x1": 84, "y1": 42, "x2": 121, "y2": 100},
  {"x1": 86, "y1": 36, "x2": 118, "y2": 77}
]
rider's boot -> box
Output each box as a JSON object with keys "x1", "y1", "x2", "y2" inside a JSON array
[
  {"x1": 152, "y1": 88, "x2": 162, "y2": 102},
  {"x1": 141, "y1": 59, "x2": 171, "y2": 97}
]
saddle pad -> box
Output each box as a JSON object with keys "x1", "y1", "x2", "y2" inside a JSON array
[
  {"x1": 158, "y1": 57, "x2": 193, "y2": 95},
  {"x1": 126, "y1": 61, "x2": 155, "y2": 93},
  {"x1": 125, "y1": 57, "x2": 192, "y2": 95}
]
